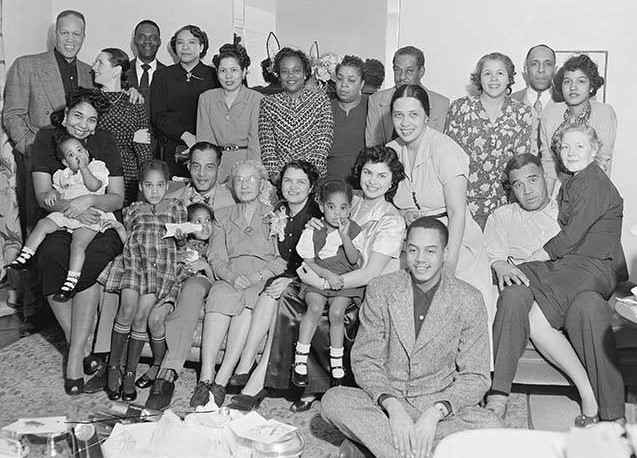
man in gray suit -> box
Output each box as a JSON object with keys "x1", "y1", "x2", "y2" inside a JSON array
[
  {"x1": 511, "y1": 44, "x2": 557, "y2": 155},
  {"x1": 2, "y1": 10, "x2": 92, "y2": 335},
  {"x1": 322, "y1": 217, "x2": 502, "y2": 458},
  {"x1": 365, "y1": 46, "x2": 449, "y2": 147}
]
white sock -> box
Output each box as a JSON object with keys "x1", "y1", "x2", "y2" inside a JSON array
[
  {"x1": 294, "y1": 342, "x2": 310, "y2": 375},
  {"x1": 330, "y1": 346, "x2": 345, "y2": 378}
]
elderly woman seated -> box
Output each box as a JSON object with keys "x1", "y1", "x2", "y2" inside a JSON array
[{"x1": 189, "y1": 160, "x2": 286, "y2": 408}]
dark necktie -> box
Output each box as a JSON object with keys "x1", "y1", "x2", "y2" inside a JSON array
[{"x1": 140, "y1": 63, "x2": 151, "y2": 89}]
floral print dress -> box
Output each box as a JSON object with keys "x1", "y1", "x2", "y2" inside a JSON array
[{"x1": 445, "y1": 96, "x2": 532, "y2": 228}]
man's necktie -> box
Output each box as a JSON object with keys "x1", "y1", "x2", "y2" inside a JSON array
[
  {"x1": 533, "y1": 92, "x2": 543, "y2": 117},
  {"x1": 140, "y1": 63, "x2": 151, "y2": 90}
]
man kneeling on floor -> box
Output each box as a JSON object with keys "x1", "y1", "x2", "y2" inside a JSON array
[{"x1": 321, "y1": 217, "x2": 503, "y2": 458}]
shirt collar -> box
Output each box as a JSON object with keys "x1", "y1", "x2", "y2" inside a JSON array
[
  {"x1": 136, "y1": 58, "x2": 157, "y2": 72},
  {"x1": 526, "y1": 87, "x2": 551, "y2": 107},
  {"x1": 54, "y1": 47, "x2": 77, "y2": 67}
]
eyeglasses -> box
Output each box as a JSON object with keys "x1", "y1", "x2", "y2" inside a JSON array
[{"x1": 234, "y1": 175, "x2": 259, "y2": 185}]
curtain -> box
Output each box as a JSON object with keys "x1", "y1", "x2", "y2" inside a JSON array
[{"x1": 0, "y1": 0, "x2": 23, "y2": 276}]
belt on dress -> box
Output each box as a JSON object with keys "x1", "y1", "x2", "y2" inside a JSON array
[{"x1": 220, "y1": 145, "x2": 248, "y2": 151}]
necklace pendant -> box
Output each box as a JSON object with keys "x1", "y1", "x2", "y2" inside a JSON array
[{"x1": 186, "y1": 72, "x2": 191, "y2": 83}]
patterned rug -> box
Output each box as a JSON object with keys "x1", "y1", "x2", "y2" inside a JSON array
[{"x1": 0, "y1": 329, "x2": 529, "y2": 457}]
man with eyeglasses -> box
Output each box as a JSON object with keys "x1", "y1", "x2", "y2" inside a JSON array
[
  {"x1": 128, "y1": 20, "x2": 166, "y2": 158},
  {"x1": 365, "y1": 46, "x2": 449, "y2": 147}
]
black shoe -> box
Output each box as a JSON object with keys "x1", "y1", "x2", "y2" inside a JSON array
[
  {"x1": 210, "y1": 382, "x2": 226, "y2": 407},
  {"x1": 135, "y1": 365, "x2": 159, "y2": 389},
  {"x1": 64, "y1": 378, "x2": 84, "y2": 396},
  {"x1": 83, "y1": 364, "x2": 108, "y2": 393},
  {"x1": 228, "y1": 389, "x2": 268, "y2": 411},
  {"x1": 145, "y1": 378, "x2": 176, "y2": 410},
  {"x1": 5, "y1": 256, "x2": 33, "y2": 271},
  {"x1": 18, "y1": 317, "x2": 37, "y2": 337},
  {"x1": 52, "y1": 286, "x2": 77, "y2": 302},
  {"x1": 189, "y1": 380, "x2": 212, "y2": 407},
  {"x1": 331, "y1": 376, "x2": 344, "y2": 387},
  {"x1": 291, "y1": 369, "x2": 308, "y2": 388},
  {"x1": 83, "y1": 353, "x2": 106, "y2": 376},
  {"x1": 228, "y1": 372, "x2": 250, "y2": 389},
  {"x1": 289, "y1": 397, "x2": 316, "y2": 413},
  {"x1": 121, "y1": 371, "x2": 137, "y2": 402},
  {"x1": 106, "y1": 366, "x2": 122, "y2": 401}
]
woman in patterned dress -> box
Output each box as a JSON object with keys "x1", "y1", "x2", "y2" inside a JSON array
[
  {"x1": 445, "y1": 52, "x2": 533, "y2": 229},
  {"x1": 92, "y1": 48, "x2": 152, "y2": 205},
  {"x1": 98, "y1": 160, "x2": 187, "y2": 402},
  {"x1": 539, "y1": 54, "x2": 616, "y2": 195},
  {"x1": 258, "y1": 47, "x2": 333, "y2": 181}
]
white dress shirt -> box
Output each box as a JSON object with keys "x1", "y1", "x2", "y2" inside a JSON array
[{"x1": 135, "y1": 58, "x2": 158, "y2": 86}]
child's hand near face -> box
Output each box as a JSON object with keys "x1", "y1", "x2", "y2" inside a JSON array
[
  {"x1": 75, "y1": 149, "x2": 90, "y2": 169},
  {"x1": 338, "y1": 218, "x2": 350, "y2": 239}
]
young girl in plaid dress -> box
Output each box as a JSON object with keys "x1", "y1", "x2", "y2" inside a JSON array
[{"x1": 98, "y1": 160, "x2": 187, "y2": 402}]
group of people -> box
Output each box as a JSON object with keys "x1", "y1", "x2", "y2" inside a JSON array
[{"x1": 2, "y1": 8, "x2": 629, "y2": 458}]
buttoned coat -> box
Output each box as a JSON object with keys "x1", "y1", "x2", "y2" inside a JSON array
[
  {"x1": 351, "y1": 269, "x2": 490, "y2": 414},
  {"x1": 3, "y1": 50, "x2": 92, "y2": 154}
]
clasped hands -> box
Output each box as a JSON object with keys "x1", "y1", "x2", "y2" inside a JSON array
[{"x1": 386, "y1": 400, "x2": 442, "y2": 458}]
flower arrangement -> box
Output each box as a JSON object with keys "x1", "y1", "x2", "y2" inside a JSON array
[
  {"x1": 311, "y1": 53, "x2": 340, "y2": 89},
  {"x1": 264, "y1": 205, "x2": 289, "y2": 242}
]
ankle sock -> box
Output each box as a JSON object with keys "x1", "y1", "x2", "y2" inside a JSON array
[
  {"x1": 14, "y1": 247, "x2": 35, "y2": 264},
  {"x1": 294, "y1": 342, "x2": 310, "y2": 375},
  {"x1": 329, "y1": 346, "x2": 345, "y2": 379},
  {"x1": 60, "y1": 271, "x2": 81, "y2": 292}
]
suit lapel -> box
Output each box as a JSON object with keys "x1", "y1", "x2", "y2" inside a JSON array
[
  {"x1": 414, "y1": 274, "x2": 451, "y2": 352},
  {"x1": 129, "y1": 59, "x2": 140, "y2": 89},
  {"x1": 387, "y1": 271, "x2": 416, "y2": 354},
  {"x1": 38, "y1": 52, "x2": 64, "y2": 109}
]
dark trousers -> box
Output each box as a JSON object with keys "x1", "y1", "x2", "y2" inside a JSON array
[
  {"x1": 492, "y1": 285, "x2": 625, "y2": 420},
  {"x1": 12, "y1": 150, "x2": 42, "y2": 318}
]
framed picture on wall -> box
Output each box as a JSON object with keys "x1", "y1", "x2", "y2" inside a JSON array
[{"x1": 555, "y1": 50, "x2": 608, "y2": 102}]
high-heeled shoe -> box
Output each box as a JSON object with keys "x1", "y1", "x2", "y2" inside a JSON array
[
  {"x1": 228, "y1": 389, "x2": 268, "y2": 411},
  {"x1": 105, "y1": 366, "x2": 122, "y2": 401},
  {"x1": 64, "y1": 378, "x2": 84, "y2": 396}
]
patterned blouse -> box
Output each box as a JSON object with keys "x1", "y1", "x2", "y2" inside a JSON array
[
  {"x1": 445, "y1": 96, "x2": 532, "y2": 225},
  {"x1": 98, "y1": 91, "x2": 152, "y2": 205},
  {"x1": 258, "y1": 87, "x2": 334, "y2": 179}
]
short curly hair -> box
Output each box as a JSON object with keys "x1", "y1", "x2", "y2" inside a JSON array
[
  {"x1": 351, "y1": 146, "x2": 406, "y2": 202},
  {"x1": 170, "y1": 25, "x2": 209, "y2": 59},
  {"x1": 470, "y1": 52, "x2": 516, "y2": 93},
  {"x1": 553, "y1": 54, "x2": 605, "y2": 100},
  {"x1": 51, "y1": 87, "x2": 110, "y2": 127},
  {"x1": 277, "y1": 160, "x2": 319, "y2": 197},
  {"x1": 273, "y1": 47, "x2": 312, "y2": 82},
  {"x1": 212, "y1": 43, "x2": 251, "y2": 70},
  {"x1": 336, "y1": 55, "x2": 367, "y2": 81},
  {"x1": 363, "y1": 58, "x2": 385, "y2": 89},
  {"x1": 229, "y1": 159, "x2": 275, "y2": 205}
]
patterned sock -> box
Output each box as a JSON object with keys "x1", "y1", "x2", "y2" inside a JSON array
[
  {"x1": 294, "y1": 342, "x2": 310, "y2": 375},
  {"x1": 329, "y1": 346, "x2": 345, "y2": 379}
]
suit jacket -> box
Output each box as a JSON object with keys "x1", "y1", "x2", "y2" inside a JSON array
[
  {"x1": 365, "y1": 86, "x2": 450, "y2": 147},
  {"x1": 3, "y1": 50, "x2": 92, "y2": 155},
  {"x1": 511, "y1": 87, "x2": 556, "y2": 156},
  {"x1": 127, "y1": 58, "x2": 167, "y2": 114},
  {"x1": 128, "y1": 58, "x2": 167, "y2": 157},
  {"x1": 351, "y1": 269, "x2": 490, "y2": 414}
]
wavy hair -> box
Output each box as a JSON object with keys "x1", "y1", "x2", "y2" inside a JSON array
[
  {"x1": 50, "y1": 87, "x2": 110, "y2": 127},
  {"x1": 212, "y1": 43, "x2": 251, "y2": 70},
  {"x1": 470, "y1": 52, "x2": 516, "y2": 93},
  {"x1": 101, "y1": 48, "x2": 131, "y2": 90},
  {"x1": 170, "y1": 25, "x2": 209, "y2": 59},
  {"x1": 352, "y1": 146, "x2": 406, "y2": 202},
  {"x1": 229, "y1": 159, "x2": 275, "y2": 206},
  {"x1": 273, "y1": 47, "x2": 312, "y2": 82},
  {"x1": 553, "y1": 54, "x2": 605, "y2": 100}
]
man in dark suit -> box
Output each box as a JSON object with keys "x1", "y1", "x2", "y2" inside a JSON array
[
  {"x1": 2, "y1": 10, "x2": 92, "y2": 335},
  {"x1": 511, "y1": 44, "x2": 557, "y2": 155},
  {"x1": 128, "y1": 19, "x2": 166, "y2": 157}
]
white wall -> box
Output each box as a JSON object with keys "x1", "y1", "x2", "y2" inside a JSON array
[
  {"x1": 275, "y1": 0, "x2": 387, "y2": 60},
  {"x1": 400, "y1": 0, "x2": 637, "y2": 278},
  {"x1": 3, "y1": 0, "x2": 52, "y2": 67},
  {"x1": 243, "y1": 0, "x2": 276, "y2": 87},
  {"x1": 3, "y1": 1, "x2": 234, "y2": 68}
]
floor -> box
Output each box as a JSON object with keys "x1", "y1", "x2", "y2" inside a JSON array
[{"x1": 0, "y1": 287, "x2": 21, "y2": 350}]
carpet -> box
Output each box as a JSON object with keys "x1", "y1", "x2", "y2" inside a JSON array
[{"x1": 0, "y1": 329, "x2": 529, "y2": 457}]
